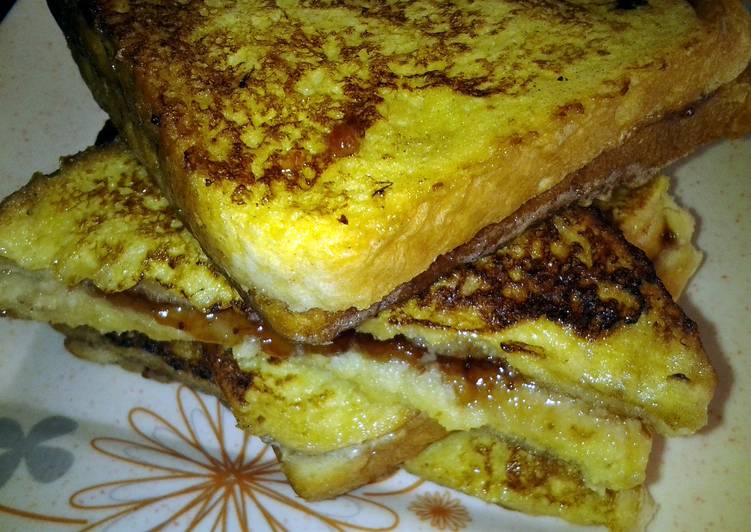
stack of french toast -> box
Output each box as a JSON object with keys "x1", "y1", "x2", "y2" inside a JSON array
[{"x1": 2, "y1": 0, "x2": 751, "y2": 529}]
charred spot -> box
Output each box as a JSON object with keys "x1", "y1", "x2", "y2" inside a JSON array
[
  {"x1": 372, "y1": 181, "x2": 393, "y2": 198},
  {"x1": 337, "y1": 214, "x2": 349, "y2": 225},
  {"x1": 184, "y1": 143, "x2": 255, "y2": 186},
  {"x1": 456, "y1": 76, "x2": 518, "y2": 98},
  {"x1": 165, "y1": 356, "x2": 186, "y2": 372},
  {"x1": 150, "y1": 114, "x2": 161, "y2": 126},
  {"x1": 104, "y1": 331, "x2": 216, "y2": 383},
  {"x1": 209, "y1": 349, "x2": 252, "y2": 404},
  {"x1": 231, "y1": 184, "x2": 248, "y2": 206},
  {"x1": 414, "y1": 207, "x2": 652, "y2": 339},
  {"x1": 183, "y1": 146, "x2": 201, "y2": 172},
  {"x1": 400, "y1": 69, "x2": 524, "y2": 98},
  {"x1": 357, "y1": 2, "x2": 408, "y2": 23},
  {"x1": 508, "y1": 134, "x2": 529, "y2": 146},
  {"x1": 193, "y1": 364, "x2": 212, "y2": 380}
]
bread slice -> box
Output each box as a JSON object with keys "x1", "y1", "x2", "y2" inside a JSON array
[
  {"x1": 275, "y1": 415, "x2": 447, "y2": 501},
  {"x1": 405, "y1": 429, "x2": 655, "y2": 532},
  {"x1": 360, "y1": 204, "x2": 713, "y2": 435},
  {"x1": 0, "y1": 143, "x2": 241, "y2": 320},
  {"x1": 223, "y1": 332, "x2": 651, "y2": 490},
  {"x1": 62, "y1": 325, "x2": 652, "y2": 531},
  {"x1": 48, "y1": 0, "x2": 751, "y2": 342}
]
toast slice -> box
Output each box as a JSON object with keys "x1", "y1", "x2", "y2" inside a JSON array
[
  {"x1": 360, "y1": 203, "x2": 713, "y2": 435},
  {"x1": 48, "y1": 0, "x2": 751, "y2": 342},
  {"x1": 404, "y1": 429, "x2": 655, "y2": 532},
  {"x1": 225, "y1": 331, "x2": 651, "y2": 490},
  {"x1": 62, "y1": 325, "x2": 652, "y2": 531}
]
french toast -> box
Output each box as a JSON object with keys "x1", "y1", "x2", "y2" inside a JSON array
[
  {"x1": 57, "y1": 324, "x2": 448, "y2": 500},
  {"x1": 61, "y1": 325, "x2": 653, "y2": 531},
  {"x1": 0, "y1": 143, "x2": 715, "y2": 443},
  {"x1": 360, "y1": 205, "x2": 712, "y2": 435},
  {"x1": 47, "y1": 0, "x2": 751, "y2": 342},
  {"x1": 0, "y1": 141, "x2": 715, "y2": 513},
  {"x1": 0, "y1": 257, "x2": 655, "y2": 491},
  {"x1": 405, "y1": 429, "x2": 655, "y2": 532}
]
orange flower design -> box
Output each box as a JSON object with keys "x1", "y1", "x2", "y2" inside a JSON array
[
  {"x1": 408, "y1": 491, "x2": 471, "y2": 531},
  {"x1": 69, "y1": 385, "x2": 401, "y2": 531}
]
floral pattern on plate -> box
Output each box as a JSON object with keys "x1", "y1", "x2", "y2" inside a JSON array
[{"x1": 67, "y1": 385, "x2": 420, "y2": 531}]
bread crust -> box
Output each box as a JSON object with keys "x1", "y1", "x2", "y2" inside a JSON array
[{"x1": 49, "y1": 0, "x2": 751, "y2": 342}]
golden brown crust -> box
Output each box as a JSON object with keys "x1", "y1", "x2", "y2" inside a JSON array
[
  {"x1": 405, "y1": 429, "x2": 654, "y2": 532},
  {"x1": 259, "y1": 66, "x2": 751, "y2": 342},
  {"x1": 0, "y1": 142, "x2": 241, "y2": 313},
  {"x1": 362, "y1": 206, "x2": 714, "y2": 435},
  {"x1": 63, "y1": 0, "x2": 749, "y2": 190},
  {"x1": 379, "y1": 207, "x2": 669, "y2": 338},
  {"x1": 49, "y1": 0, "x2": 751, "y2": 342}
]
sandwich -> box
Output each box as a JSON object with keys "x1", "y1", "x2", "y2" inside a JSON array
[
  {"x1": 0, "y1": 139, "x2": 715, "y2": 529},
  {"x1": 47, "y1": 0, "x2": 751, "y2": 343},
  {"x1": 3, "y1": 0, "x2": 750, "y2": 529}
]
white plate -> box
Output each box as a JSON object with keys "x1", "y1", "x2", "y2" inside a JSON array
[{"x1": 1, "y1": 1, "x2": 749, "y2": 530}]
